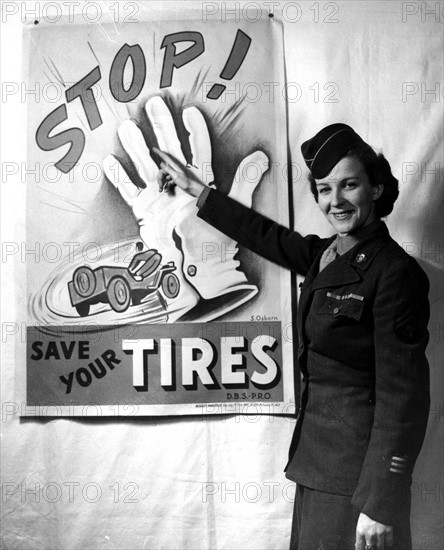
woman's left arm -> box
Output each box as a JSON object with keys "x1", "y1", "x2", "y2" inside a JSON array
[{"x1": 351, "y1": 252, "x2": 431, "y2": 526}]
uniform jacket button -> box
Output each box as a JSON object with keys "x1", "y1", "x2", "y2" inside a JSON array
[{"x1": 333, "y1": 307, "x2": 340, "y2": 315}]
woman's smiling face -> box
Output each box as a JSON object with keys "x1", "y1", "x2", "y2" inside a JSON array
[{"x1": 315, "y1": 156, "x2": 383, "y2": 236}]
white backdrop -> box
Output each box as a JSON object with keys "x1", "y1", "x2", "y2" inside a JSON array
[{"x1": 1, "y1": 2, "x2": 443, "y2": 549}]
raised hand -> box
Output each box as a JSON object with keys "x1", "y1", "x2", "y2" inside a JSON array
[{"x1": 104, "y1": 96, "x2": 269, "y2": 321}]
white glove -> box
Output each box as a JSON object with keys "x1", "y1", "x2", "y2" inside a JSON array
[{"x1": 104, "y1": 96, "x2": 268, "y2": 321}]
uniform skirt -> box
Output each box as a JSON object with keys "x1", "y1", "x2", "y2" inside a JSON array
[{"x1": 289, "y1": 484, "x2": 412, "y2": 550}]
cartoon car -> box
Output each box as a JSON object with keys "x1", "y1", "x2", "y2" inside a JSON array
[{"x1": 68, "y1": 249, "x2": 180, "y2": 317}]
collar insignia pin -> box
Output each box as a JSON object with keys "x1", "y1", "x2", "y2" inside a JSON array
[{"x1": 356, "y1": 253, "x2": 367, "y2": 263}]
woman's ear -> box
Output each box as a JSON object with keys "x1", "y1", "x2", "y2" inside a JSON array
[{"x1": 373, "y1": 184, "x2": 384, "y2": 201}]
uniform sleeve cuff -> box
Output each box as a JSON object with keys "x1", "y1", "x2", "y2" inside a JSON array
[{"x1": 196, "y1": 186, "x2": 212, "y2": 209}]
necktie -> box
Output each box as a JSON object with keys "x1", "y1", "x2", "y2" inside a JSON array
[{"x1": 319, "y1": 239, "x2": 338, "y2": 272}]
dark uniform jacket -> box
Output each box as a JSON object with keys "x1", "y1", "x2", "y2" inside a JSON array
[{"x1": 197, "y1": 188, "x2": 430, "y2": 525}]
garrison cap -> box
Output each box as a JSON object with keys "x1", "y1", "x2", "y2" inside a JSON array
[{"x1": 301, "y1": 123, "x2": 367, "y2": 179}]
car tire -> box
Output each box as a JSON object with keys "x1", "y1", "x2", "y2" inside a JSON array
[
  {"x1": 107, "y1": 277, "x2": 131, "y2": 312},
  {"x1": 161, "y1": 273, "x2": 180, "y2": 299},
  {"x1": 72, "y1": 266, "x2": 96, "y2": 298}
]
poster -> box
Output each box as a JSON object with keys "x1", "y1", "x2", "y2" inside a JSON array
[{"x1": 21, "y1": 8, "x2": 294, "y2": 415}]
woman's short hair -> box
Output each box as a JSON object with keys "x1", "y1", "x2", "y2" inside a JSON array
[{"x1": 308, "y1": 145, "x2": 399, "y2": 218}]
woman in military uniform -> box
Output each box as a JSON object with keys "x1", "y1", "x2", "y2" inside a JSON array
[{"x1": 155, "y1": 124, "x2": 430, "y2": 550}]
